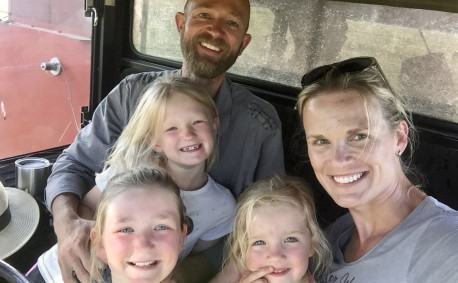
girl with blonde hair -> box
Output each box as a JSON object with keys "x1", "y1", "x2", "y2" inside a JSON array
[
  {"x1": 222, "y1": 175, "x2": 332, "y2": 283},
  {"x1": 90, "y1": 167, "x2": 187, "y2": 283}
]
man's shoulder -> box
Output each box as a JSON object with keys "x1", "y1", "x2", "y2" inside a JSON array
[
  {"x1": 228, "y1": 80, "x2": 276, "y2": 109},
  {"x1": 122, "y1": 69, "x2": 180, "y2": 85},
  {"x1": 225, "y1": 79, "x2": 281, "y2": 131},
  {"x1": 106, "y1": 69, "x2": 180, "y2": 103}
]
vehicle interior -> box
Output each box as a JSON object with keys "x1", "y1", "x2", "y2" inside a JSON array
[{"x1": 1, "y1": 0, "x2": 457, "y2": 280}]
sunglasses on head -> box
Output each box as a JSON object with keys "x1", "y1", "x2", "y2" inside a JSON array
[{"x1": 301, "y1": 57, "x2": 389, "y2": 89}]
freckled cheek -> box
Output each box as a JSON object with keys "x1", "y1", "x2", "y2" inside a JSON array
[{"x1": 308, "y1": 152, "x2": 328, "y2": 179}]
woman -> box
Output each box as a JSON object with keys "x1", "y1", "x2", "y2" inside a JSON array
[{"x1": 297, "y1": 57, "x2": 458, "y2": 282}]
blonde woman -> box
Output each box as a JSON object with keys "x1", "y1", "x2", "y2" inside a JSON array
[{"x1": 297, "y1": 57, "x2": 458, "y2": 282}]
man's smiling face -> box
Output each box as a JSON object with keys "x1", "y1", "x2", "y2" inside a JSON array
[{"x1": 176, "y1": 0, "x2": 251, "y2": 79}]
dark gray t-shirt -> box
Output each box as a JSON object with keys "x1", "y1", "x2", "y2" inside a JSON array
[
  {"x1": 323, "y1": 196, "x2": 458, "y2": 283},
  {"x1": 45, "y1": 70, "x2": 285, "y2": 208}
]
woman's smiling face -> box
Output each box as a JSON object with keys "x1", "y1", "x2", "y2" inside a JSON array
[{"x1": 302, "y1": 90, "x2": 407, "y2": 209}]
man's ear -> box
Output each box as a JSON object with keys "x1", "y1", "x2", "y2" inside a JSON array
[
  {"x1": 238, "y1": 33, "x2": 252, "y2": 56},
  {"x1": 175, "y1": 12, "x2": 185, "y2": 33},
  {"x1": 90, "y1": 229, "x2": 107, "y2": 262}
]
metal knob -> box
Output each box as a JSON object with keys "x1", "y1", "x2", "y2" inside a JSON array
[{"x1": 40, "y1": 57, "x2": 62, "y2": 76}]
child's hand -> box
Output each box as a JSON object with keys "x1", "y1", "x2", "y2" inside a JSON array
[{"x1": 239, "y1": 266, "x2": 274, "y2": 283}]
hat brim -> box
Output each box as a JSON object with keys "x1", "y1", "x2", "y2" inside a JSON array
[{"x1": 0, "y1": 187, "x2": 40, "y2": 259}]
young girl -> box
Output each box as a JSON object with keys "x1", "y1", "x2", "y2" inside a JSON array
[
  {"x1": 89, "y1": 167, "x2": 187, "y2": 283},
  {"x1": 222, "y1": 175, "x2": 332, "y2": 283},
  {"x1": 82, "y1": 75, "x2": 236, "y2": 263}
]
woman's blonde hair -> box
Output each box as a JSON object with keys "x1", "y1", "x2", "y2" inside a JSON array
[
  {"x1": 227, "y1": 175, "x2": 332, "y2": 281},
  {"x1": 89, "y1": 167, "x2": 186, "y2": 282},
  {"x1": 103, "y1": 75, "x2": 219, "y2": 175},
  {"x1": 297, "y1": 66, "x2": 420, "y2": 184}
]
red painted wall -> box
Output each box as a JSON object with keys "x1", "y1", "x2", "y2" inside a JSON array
[{"x1": 0, "y1": 2, "x2": 91, "y2": 159}]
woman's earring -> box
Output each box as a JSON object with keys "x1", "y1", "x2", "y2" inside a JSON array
[{"x1": 396, "y1": 151, "x2": 402, "y2": 157}]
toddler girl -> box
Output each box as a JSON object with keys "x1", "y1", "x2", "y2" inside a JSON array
[{"x1": 227, "y1": 175, "x2": 332, "y2": 283}]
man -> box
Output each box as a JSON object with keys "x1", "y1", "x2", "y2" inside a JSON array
[{"x1": 44, "y1": 0, "x2": 284, "y2": 282}]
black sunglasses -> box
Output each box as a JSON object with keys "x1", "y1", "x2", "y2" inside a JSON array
[{"x1": 301, "y1": 57, "x2": 389, "y2": 89}]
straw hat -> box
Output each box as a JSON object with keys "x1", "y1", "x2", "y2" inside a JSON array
[{"x1": 0, "y1": 182, "x2": 40, "y2": 259}]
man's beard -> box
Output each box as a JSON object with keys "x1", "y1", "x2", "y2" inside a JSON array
[{"x1": 180, "y1": 33, "x2": 242, "y2": 79}]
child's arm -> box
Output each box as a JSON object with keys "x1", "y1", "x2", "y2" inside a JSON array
[{"x1": 78, "y1": 186, "x2": 102, "y2": 220}]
